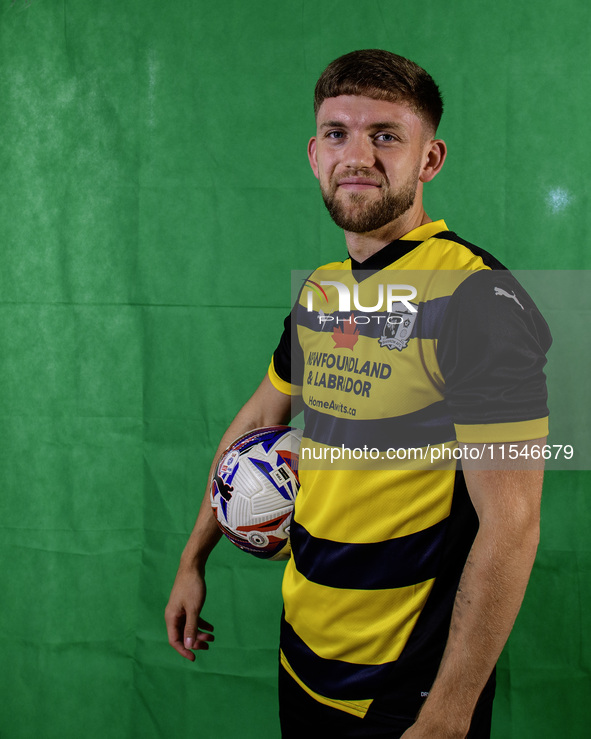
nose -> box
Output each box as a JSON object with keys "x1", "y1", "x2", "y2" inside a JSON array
[{"x1": 343, "y1": 134, "x2": 375, "y2": 169}]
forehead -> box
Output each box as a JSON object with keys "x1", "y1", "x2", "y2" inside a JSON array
[{"x1": 315, "y1": 95, "x2": 424, "y2": 136}]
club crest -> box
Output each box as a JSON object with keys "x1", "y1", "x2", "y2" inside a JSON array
[{"x1": 379, "y1": 302, "x2": 418, "y2": 351}]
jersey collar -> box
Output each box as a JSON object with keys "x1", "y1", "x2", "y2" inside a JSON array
[{"x1": 349, "y1": 220, "x2": 448, "y2": 275}]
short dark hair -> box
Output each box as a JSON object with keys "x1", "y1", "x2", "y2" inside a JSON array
[{"x1": 314, "y1": 49, "x2": 443, "y2": 134}]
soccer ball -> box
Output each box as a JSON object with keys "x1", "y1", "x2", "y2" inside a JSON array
[{"x1": 210, "y1": 426, "x2": 303, "y2": 560}]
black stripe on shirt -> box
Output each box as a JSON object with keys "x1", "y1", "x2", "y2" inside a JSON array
[
  {"x1": 303, "y1": 401, "x2": 455, "y2": 451},
  {"x1": 291, "y1": 517, "x2": 448, "y2": 590},
  {"x1": 280, "y1": 616, "x2": 394, "y2": 700}
]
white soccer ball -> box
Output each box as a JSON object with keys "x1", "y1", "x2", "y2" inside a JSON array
[{"x1": 210, "y1": 426, "x2": 303, "y2": 560}]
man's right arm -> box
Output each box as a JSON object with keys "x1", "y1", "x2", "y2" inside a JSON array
[{"x1": 164, "y1": 373, "x2": 293, "y2": 661}]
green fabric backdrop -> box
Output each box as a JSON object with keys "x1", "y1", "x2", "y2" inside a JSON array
[{"x1": 1, "y1": 1, "x2": 589, "y2": 737}]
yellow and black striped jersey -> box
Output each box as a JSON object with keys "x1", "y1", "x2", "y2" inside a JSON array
[{"x1": 268, "y1": 220, "x2": 551, "y2": 720}]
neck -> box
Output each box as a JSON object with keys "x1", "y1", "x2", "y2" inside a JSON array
[{"x1": 345, "y1": 206, "x2": 432, "y2": 263}]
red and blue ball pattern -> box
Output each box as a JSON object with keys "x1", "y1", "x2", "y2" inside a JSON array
[{"x1": 210, "y1": 426, "x2": 302, "y2": 559}]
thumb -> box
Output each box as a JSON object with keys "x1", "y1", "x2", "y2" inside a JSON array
[{"x1": 184, "y1": 616, "x2": 198, "y2": 649}]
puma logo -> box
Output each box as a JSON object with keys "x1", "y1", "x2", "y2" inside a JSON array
[
  {"x1": 213, "y1": 472, "x2": 234, "y2": 502},
  {"x1": 494, "y1": 287, "x2": 524, "y2": 310}
]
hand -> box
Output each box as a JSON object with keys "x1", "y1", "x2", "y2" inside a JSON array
[{"x1": 165, "y1": 566, "x2": 215, "y2": 661}]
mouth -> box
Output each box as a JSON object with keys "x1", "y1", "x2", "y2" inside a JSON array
[{"x1": 337, "y1": 177, "x2": 382, "y2": 191}]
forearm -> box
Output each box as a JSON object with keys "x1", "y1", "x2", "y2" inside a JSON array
[
  {"x1": 410, "y1": 451, "x2": 544, "y2": 737},
  {"x1": 416, "y1": 515, "x2": 540, "y2": 735},
  {"x1": 179, "y1": 417, "x2": 268, "y2": 572},
  {"x1": 166, "y1": 373, "x2": 294, "y2": 659},
  {"x1": 179, "y1": 374, "x2": 293, "y2": 573}
]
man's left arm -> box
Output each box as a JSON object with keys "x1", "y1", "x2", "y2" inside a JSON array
[{"x1": 402, "y1": 437, "x2": 545, "y2": 739}]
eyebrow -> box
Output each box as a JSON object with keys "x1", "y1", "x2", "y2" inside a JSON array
[{"x1": 319, "y1": 120, "x2": 407, "y2": 132}]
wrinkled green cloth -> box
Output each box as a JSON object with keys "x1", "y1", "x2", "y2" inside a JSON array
[{"x1": 1, "y1": 2, "x2": 589, "y2": 738}]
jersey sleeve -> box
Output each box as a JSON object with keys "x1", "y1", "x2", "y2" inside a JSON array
[
  {"x1": 437, "y1": 269, "x2": 552, "y2": 443},
  {"x1": 268, "y1": 306, "x2": 304, "y2": 397}
]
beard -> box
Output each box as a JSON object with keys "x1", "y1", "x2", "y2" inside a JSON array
[{"x1": 320, "y1": 170, "x2": 419, "y2": 233}]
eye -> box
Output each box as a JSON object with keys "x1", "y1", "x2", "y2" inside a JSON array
[
  {"x1": 375, "y1": 132, "x2": 398, "y2": 143},
  {"x1": 326, "y1": 130, "x2": 345, "y2": 140}
]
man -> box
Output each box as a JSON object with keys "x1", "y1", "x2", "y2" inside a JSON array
[{"x1": 166, "y1": 50, "x2": 551, "y2": 738}]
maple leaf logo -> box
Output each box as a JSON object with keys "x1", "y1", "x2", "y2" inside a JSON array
[{"x1": 332, "y1": 314, "x2": 359, "y2": 350}]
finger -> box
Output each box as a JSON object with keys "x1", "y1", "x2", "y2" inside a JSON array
[
  {"x1": 165, "y1": 610, "x2": 184, "y2": 647},
  {"x1": 182, "y1": 604, "x2": 203, "y2": 648},
  {"x1": 172, "y1": 638, "x2": 197, "y2": 660},
  {"x1": 185, "y1": 616, "x2": 215, "y2": 649},
  {"x1": 165, "y1": 610, "x2": 197, "y2": 661},
  {"x1": 184, "y1": 619, "x2": 215, "y2": 649},
  {"x1": 167, "y1": 628, "x2": 197, "y2": 661},
  {"x1": 197, "y1": 617, "x2": 214, "y2": 632}
]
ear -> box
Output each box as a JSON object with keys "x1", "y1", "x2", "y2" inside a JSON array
[
  {"x1": 307, "y1": 137, "x2": 319, "y2": 180},
  {"x1": 419, "y1": 139, "x2": 447, "y2": 183}
]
